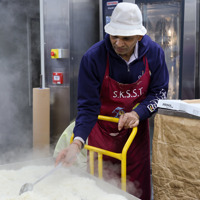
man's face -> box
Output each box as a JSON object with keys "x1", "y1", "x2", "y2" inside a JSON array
[{"x1": 109, "y1": 35, "x2": 142, "y2": 59}]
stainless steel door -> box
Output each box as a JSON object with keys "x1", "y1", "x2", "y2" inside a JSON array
[
  {"x1": 181, "y1": 0, "x2": 199, "y2": 99},
  {"x1": 136, "y1": 0, "x2": 183, "y2": 99},
  {"x1": 43, "y1": 0, "x2": 99, "y2": 146},
  {"x1": 136, "y1": 0, "x2": 200, "y2": 100}
]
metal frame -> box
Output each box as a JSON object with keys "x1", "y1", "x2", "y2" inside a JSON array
[
  {"x1": 195, "y1": 0, "x2": 200, "y2": 98},
  {"x1": 70, "y1": 115, "x2": 138, "y2": 192},
  {"x1": 181, "y1": 0, "x2": 198, "y2": 99}
]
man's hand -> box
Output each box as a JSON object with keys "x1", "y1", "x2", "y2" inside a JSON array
[
  {"x1": 55, "y1": 140, "x2": 82, "y2": 167},
  {"x1": 118, "y1": 111, "x2": 139, "y2": 131}
]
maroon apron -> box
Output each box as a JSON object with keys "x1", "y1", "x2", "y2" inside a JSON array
[{"x1": 88, "y1": 56, "x2": 151, "y2": 200}]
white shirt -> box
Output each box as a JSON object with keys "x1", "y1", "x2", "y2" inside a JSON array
[{"x1": 125, "y1": 41, "x2": 138, "y2": 64}]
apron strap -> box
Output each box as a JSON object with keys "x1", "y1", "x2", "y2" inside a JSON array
[
  {"x1": 105, "y1": 54, "x2": 110, "y2": 77},
  {"x1": 143, "y1": 55, "x2": 149, "y2": 72}
]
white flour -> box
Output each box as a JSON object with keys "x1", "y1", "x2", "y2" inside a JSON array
[{"x1": 0, "y1": 165, "x2": 128, "y2": 200}]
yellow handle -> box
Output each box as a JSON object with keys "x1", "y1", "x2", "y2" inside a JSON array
[
  {"x1": 70, "y1": 115, "x2": 118, "y2": 144},
  {"x1": 70, "y1": 115, "x2": 138, "y2": 192},
  {"x1": 98, "y1": 115, "x2": 119, "y2": 123}
]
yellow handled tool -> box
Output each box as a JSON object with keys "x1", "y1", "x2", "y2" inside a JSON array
[{"x1": 70, "y1": 115, "x2": 138, "y2": 192}]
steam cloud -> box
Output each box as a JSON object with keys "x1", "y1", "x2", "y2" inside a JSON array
[{"x1": 0, "y1": 0, "x2": 42, "y2": 165}]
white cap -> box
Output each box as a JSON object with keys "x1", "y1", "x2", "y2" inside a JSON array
[{"x1": 104, "y1": 2, "x2": 147, "y2": 36}]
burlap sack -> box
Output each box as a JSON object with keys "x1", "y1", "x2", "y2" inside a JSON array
[{"x1": 152, "y1": 113, "x2": 200, "y2": 200}]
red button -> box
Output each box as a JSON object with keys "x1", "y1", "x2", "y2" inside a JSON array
[{"x1": 51, "y1": 51, "x2": 55, "y2": 56}]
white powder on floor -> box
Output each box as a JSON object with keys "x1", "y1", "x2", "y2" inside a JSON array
[{"x1": 0, "y1": 165, "x2": 128, "y2": 200}]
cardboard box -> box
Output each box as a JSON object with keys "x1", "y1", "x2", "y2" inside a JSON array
[
  {"x1": 33, "y1": 88, "x2": 50, "y2": 156},
  {"x1": 157, "y1": 99, "x2": 200, "y2": 117}
]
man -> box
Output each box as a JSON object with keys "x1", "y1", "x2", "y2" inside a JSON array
[{"x1": 56, "y1": 2, "x2": 169, "y2": 200}]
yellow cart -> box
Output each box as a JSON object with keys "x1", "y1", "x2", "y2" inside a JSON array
[{"x1": 71, "y1": 115, "x2": 138, "y2": 192}]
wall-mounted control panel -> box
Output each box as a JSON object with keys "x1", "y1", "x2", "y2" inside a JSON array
[{"x1": 51, "y1": 49, "x2": 69, "y2": 59}]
